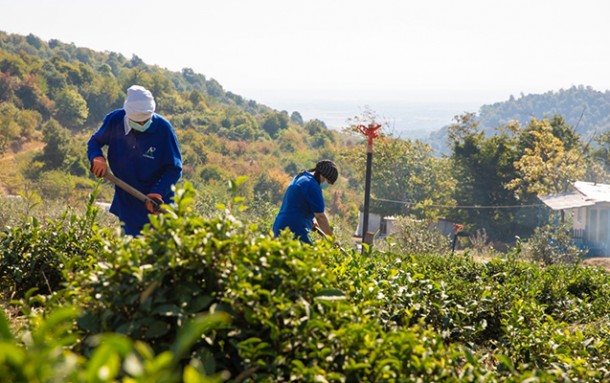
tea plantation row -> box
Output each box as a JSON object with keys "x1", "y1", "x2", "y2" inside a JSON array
[{"x1": 1, "y1": 184, "x2": 610, "y2": 382}]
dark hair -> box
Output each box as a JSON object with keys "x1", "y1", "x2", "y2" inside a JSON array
[{"x1": 310, "y1": 160, "x2": 338, "y2": 185}]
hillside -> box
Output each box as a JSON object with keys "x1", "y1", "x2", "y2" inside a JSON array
[
  {"x1": 478, "y1": 85, "x2": 610, "y2": 136},
  {"x1": 0, "y1": 30, "x2": 366, "y2": 234},
  {"x1": 426, "y1": 85, "x2": 610, "y2": 154}
]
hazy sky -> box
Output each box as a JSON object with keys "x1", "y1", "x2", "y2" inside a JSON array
[{"x1": 2, "y1": 0, "x2": 610, "y2": 108}]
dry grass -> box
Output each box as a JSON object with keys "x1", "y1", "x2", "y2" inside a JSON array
[{"x1": 582, "y1": 257, "x2": 610, "y2": 272}]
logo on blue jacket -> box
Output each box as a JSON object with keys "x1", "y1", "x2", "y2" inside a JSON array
[{"x1": 143, "y1": 146, "x2": 156, "y2": 159}]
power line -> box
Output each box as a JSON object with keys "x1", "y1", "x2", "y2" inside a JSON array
[{"x1": 371, "y1": 197, "x2": 540, "y2": 210}]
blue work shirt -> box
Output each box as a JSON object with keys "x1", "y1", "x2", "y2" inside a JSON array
[
  {"x1": 273, "y1": 172, "x2": 325, "y2": 244},
  {"x1": 87, "y1": 109, "x2": 182, "y2": 235}
]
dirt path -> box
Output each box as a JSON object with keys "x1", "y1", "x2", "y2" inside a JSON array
[{"x1": 582, "y1": 257, "x2": 610, "y2": 272}]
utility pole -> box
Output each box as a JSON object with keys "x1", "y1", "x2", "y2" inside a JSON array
[{"x1": 358, "y1": 122, "x2": 381, "y2": 254}]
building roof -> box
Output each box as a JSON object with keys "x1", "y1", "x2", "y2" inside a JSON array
[
  {"x1": 538, "y1": 192, "x2": 595, "y2": 210},
  {"x1": 573, "y1": 181, "x2": 610, "y2": 203},
  {"x1": 538, "y1": 181, "x2": 610, "y2": 210}
]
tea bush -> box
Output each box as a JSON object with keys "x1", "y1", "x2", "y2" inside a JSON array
[
  {"x1": 0, "y1": 191, "x2": 102, "y2": 298},
  {"x1": 2, "y1": 183, "x2": 610, "y2": 381},
  {"x1": 0, "y1": 304, "x2": 230, "y2": 382}
]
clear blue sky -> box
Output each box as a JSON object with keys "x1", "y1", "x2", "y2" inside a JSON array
[{"x1": 2, "y1": 0, "x2": 610, "y2": 107}]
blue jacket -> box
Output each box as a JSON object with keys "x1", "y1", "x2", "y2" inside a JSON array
[
  {"x1": 87, "y1": 109, "x2": 182, "y2": 235},
  {"x1": 273, "y1": 172, "x2": 325, "y2": 244}
]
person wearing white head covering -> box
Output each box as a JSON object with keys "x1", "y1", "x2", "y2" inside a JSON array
[
  {"x1": 87, "y1": 85, "x2": 182, "y2": 236},
  {"x1": 123, "y1": 85, "x2": 156, "y2": 122}
]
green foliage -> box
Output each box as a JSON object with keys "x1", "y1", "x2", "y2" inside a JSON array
[
  {"x1": 38, "y1": 118, "x2": 73, "y2": 170},
  {"x1": 447, "y1": 113, "x2": 538, "y2": 242},
  {"x1": 0, "y1": 190, "x2": 101, "y2": 298},
  {"x1": 260, "y1": 111, "x2": 289, "y2": 138},
  {"x1": 381, "y1": 215, "x2": 450, "y2": 255},
  {"x1": 523, "y1": 223, "x2": 585, "y2": 266},
  {"x1": 478, "y1": 85, "x2": 610, "y2": 138},
  {"x1": 1, "y1": 184, "x2": 610, "y2": 381},
  {"x1": 53, "y1": 87, "x2": 89, "y2": 128},
  {"x1": 508, "y1": 117, "x2": 585, "y2": 197},
  {"x1": 347, "y1": 137, "x2": 456, "y2": 219},
  {"x1": 0, "y1": 103, "x2": 33, "y2": 154},
  {"x1": 0, "y1": 305, "x2": 230, "y2": 382}
]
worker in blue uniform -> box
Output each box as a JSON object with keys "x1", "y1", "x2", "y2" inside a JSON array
[
  {"x1": 273, "y1": 160, "x2": 338, "y2": 244},
  {"x1": 87, "y1": 85, "x2": 182, "y2": 236}
]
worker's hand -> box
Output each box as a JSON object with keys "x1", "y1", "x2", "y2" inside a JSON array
[
  {"x1": 146, "y1": 193, "x2": 163, "y2": 214},
  {"x1": 90, "y1": 156, "x2": 107, "y2": 177}
]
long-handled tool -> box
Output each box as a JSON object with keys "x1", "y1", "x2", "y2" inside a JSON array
[
  {"x1": 103, "y1": 172, "x2": 166, "y2": 214},
  {"x1": 314, "y1": 226, "x2": 349, "y2": 256}
]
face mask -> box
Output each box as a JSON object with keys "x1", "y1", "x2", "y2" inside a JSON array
[
  {"x1": 320, "y1": 182, "x2": 328, "y2": 190},
  {"x1": 129, "y1": 119, "x2": 152, "y2": 132}
]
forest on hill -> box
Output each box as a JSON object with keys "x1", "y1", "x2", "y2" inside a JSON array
[
  {"x1": 2, "y1": 30, "x2": 610, "y2": 245},
  {"x1": 0, "y1": 30, "x2": 361, "y2": 232},
  {"x1": 427, "y1": 86, "x2": 610, "y2": 154},
  {"x1": 477, "y1": 86, "x2": 610, "y2": 137}
]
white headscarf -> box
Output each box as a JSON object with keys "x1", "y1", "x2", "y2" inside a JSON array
[{"x1": 123, "y1": 85, "x2": 156, "y2": 121}]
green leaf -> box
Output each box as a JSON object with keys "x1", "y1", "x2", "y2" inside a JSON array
[
  {"x1": 0, "y1": 310, "x2": 14, "y2": 341},
  {"x1": 172, "y1": 312, "x2": 230, "y2": 359},
  {"x1": 144, "y1": 320, "x2": 171, "y2": 339},
  {"x1": 187, "y1": 295, "x2": 214, "y2": 314},
  {"x1": 495, "y1": 354, "x2": 515, "y2": 373},
  {"x1": 85, "y1": 335, "x2": 130, "y2": 382},
  {"x1": 77, "y1": 312, "x2": 100, "y2": 333},
  {"x1": 152, "y1": 304, "x2": 183, "y2": 317},
  {"x1": 315, "y1": 289, "x2": 346, "y2": 301}
]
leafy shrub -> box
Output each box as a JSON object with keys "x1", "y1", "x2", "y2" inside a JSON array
[
  {"x1": 523, "y1": 223, "x2": 584, "y2": 265},
  {"x1": 0, "y1": 192, "x2": 101, "y2": 298},
  {"x1": 0, "y1": 305, "x2": 230, "y2": 382},
  {"x1": 4, "y1": 183, "x2": 610, "y2": 381},
  {"x1": 382, "y1": 215, "x2": 450, "y2": 255}
]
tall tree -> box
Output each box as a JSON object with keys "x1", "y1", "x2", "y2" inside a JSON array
[
  {"x1": 507, "y1": 118, "x2": 586, "y2": 197},
  {"x1": 40, "y1": 118, "x2": 72, "y2": 169},
  {"x1": 54, "y1": 88, "x2": 88, "y2": 129},
  {"x1": 348, "y1": 137, "x2": 456, "y2": 220},
  {"x1": 447, "y1": 113, "x2": 537, "y2": 241}
]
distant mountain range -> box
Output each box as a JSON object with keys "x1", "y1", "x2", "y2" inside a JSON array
[
  {"x1": 476, "y1": 86, "x2": 610, "y2": 136},
  {"x1": 423, "y1": 85, "x2": 610, "y2": 154},
  {"x1": 274, "y1": 86, "x2": 610, "y2": 147}
]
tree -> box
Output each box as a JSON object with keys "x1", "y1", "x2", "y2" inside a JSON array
[
  {"x1": 447, "y1": 113, "x2": 536, "y2": 242},
  {"x1": 181, "y1": 67, "x2": 206, "y2": 89},
  {"x1": 39, "y1": 119, "x2": 72, "y2": 169},
  {"x1": 25, "y1": 34, "x2": 43, "y2": 49},
  {"x1": 84, "y1": 76, "x2": 123, "y2": 125},
  {"x1": 54, "y1": 88, "x2": 88, "y2": 129},
  {"x1": 261, "y1": 112, "x2": 289, "y2": 139},
  {"x1": 290, "y1": 111, "x2": 304, "y2": 126},
  {"x1": 0, "y1": 103, "x2": 21, "y2": 154},
  {"x1": 206, "y1": 78, "x2": 224, "y2": 98},
  {"x1": 507, "y1": 118, "x2": 586, "y2": 198},
  {"x1": 304, "y1": 119, "x2": 326, "y2": 135},
  {"x1": 189, "y1": 90, "x2": 204, "y2": 107},
  {"x1": 348, "y1": 137, "x2": 456, "y2": 220},
  {"x1": 253, "y1": 171, "x2": 286, "y2": 205}
]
